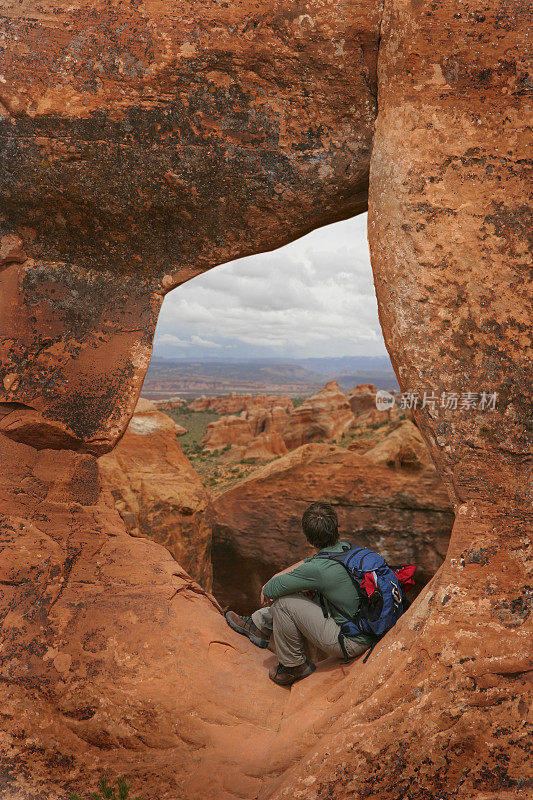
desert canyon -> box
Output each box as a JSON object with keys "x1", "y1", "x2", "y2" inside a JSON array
[{"x1": 0, "y1": 1, "x2": 531, "y2": 799}]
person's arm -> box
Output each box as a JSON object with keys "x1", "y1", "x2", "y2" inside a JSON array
[
  {"x1": 260, "y1": 560, "x2": 307, "y2": 606},
  {"x1": 262, "y1": 559, "x2": 322, "y2": 601},
  {"x1": 270, "y1": 560, "x2": 305, "y2": 579}
]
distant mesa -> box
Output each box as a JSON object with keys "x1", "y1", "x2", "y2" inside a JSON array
[
  {"x1": 140, "y1": 357, "x2": 399, "y2": 400},
  {"x1": 190, "y1": 393, "x2": 293, "y2": 415},
  {"x1": 195, "y1": 381, "x2": 399, "y2": 462},
  {"x1": 153, "y1": 396, "x2": 187, "y2": 411}
]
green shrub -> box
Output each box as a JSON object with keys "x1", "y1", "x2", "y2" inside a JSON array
[
  {"x1": 292, "y1": 396, "x2": 308, "y2": 408},
  {"x1": 70, "y1": 775, "x2": 142, "y2": 800}
]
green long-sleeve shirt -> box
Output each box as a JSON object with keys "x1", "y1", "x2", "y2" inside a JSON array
[{"x1": 262, "y1": 541, "x2": 372, "y2": 645}]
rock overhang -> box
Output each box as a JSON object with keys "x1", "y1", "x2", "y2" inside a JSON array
[
  {"x1": 0, "y1": 0, "x2": 383, "y2": 277},
  {"x1": 0, "y1": 0, "x2": 384, "y2": 452}
]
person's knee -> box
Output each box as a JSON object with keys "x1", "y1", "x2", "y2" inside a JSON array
[
  {"x1": 274, "y1": 594, "x2": 301, "y2": 612},
  {"x1": 271, "y1": 597, "x2": 286, "y2": 618},
  {"x1": 273, "y1": 594, "x2": 313, "y2": 625}
]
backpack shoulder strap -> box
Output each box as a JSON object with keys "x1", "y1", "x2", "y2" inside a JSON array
[
  {"x1": 313, "y1": 542, "x2": 365, "y2": 626},
  {"x1": 316, "y1": 588, "x2": 361, "y2": 629}
]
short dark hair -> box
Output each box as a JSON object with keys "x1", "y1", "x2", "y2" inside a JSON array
[{"x1": 301, "y1": 502, "x2": 339, "y2": 549}]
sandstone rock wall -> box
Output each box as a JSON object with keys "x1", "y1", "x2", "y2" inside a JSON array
[
  {"x1": 268, "y1": 1, "x2": 532, "y2": 797},
  {"x1": 0, "y1": 0, "x2": 381, "y2": 450},
  {"x1": 364, "y1": 419, "x2": 434, "y2": 471},
  {"x1": 0, "y1": 435, "x2": 288, "y2": 800},
  {"x1": 281, "y1": 380, "x2": 354, "y2": 449},
  {"x1": 201, "y1": 415, "x2": 255, "y2": 452},
  {"x1": 245, "y1": 405, "x2": 292, "y2": 437},
  {"x1": 154, "y1": 397, "x2": 187, "y2": 411},
  {"x1": 347, "y1": 382, "x2": 380, "y2": 413},
  {"x1": 229, "y1": 431, "x2": 289, "y2": 464},
  {"x1": 201, "y1": 403, "x2": 291, "y2": 460},
  {"x1": 99, "y1": 399, "x2": 212, "y2": 590},
  {"x1": 348, "y1": 382, "x2": 401, "y2": 426},
  {"x1": 190, "y1": 394, "x2": 293, "y2": 415}
]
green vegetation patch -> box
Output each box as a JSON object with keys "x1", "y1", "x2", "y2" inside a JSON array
[
  {"x1": 165, "y1": 407, "x2": 219, "y2": 453},
  {"x1": 71, "y1": 775, "x2": 142, "y2": 800},
  {"x1": 291, "y1": 395, "x2": 308, "y2": 408},
  {"x1": 161, "y1": 406, "x2": 257, "y2": 492}
]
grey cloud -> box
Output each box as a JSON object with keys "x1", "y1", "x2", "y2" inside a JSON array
[{"x1": 154, "y1": 213, "x2": 387, "y2": 358}]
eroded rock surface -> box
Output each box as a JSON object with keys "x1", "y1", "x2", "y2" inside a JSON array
[
  {"x1": 0, "y1": 0, "x2": 380, "y2": 451},
  {"x1": 212, "y1": 436, "x2": 453, "y2": 613},
  {"x1": 201, "y1": 415, "x2": 254, "y2": 452},
  {"x1": 347, "y1": 382, "x2": 380, "y2": 414},
  {"x1": 0, "y1": 435, "x2": 288, "y2": 800},
  {"x1": 154, "y1": 397, "x2": 187, "y2": 411},
  {"x1": 0, "y1": 269, "x2": 160, "y2": 455},
  {"x1": 190, "y1": 394, "x2": 293, "y2": 415},
  {"x1": 245, "y1": 405, "x2": 292, "y2": 437},
  {"x1": 348, "y1": 382, "x2": 401, "y2": 426},
  {"x1": 228, "y1": 431, "x2": 289, "y2": 464},
  {"x1": 99, "y1": 399, "x2": 212, "y2": 589},
  {"x1": 281, "y1": 380, "x2": 354, "y2": 449},
  {"x1": 365, "y1": 419, "x2": 434, "y2": 471},
  {"x1": 271, "y1": 1, "x2": 532, "y2": 797},
  {"x1": 201, "y1": 403, "x2": 291, "y2": 461}
]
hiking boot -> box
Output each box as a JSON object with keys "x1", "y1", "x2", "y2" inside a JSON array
[
  {"x1": 269, "y1": 660, "x2": 316, "y2": 686},
  {"x1": 225, "y1": 611, "x2": 270, "y2": 649}
]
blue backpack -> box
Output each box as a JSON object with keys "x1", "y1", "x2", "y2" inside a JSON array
[{"x1": 313, "y1": 543, "x2": 412, "y2": 662}]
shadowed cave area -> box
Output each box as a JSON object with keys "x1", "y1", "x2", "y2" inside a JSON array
[{"x1": 0, "y1": 1, "x2": 530, "y2": 799}]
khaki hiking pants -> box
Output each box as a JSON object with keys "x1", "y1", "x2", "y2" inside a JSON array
[{"x1": 251, "y1": 593, "x2": 369, "y2": 668}]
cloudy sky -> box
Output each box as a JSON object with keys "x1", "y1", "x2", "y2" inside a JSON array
[{"x1": 153, "y1": 212, "x2": 387, "y2": 360}]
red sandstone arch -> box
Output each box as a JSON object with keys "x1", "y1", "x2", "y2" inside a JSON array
[
  {"x1": 0, "y1": 0, "x2": 381, "y2": 452},
  {"x1": 0, "y1": 1, "x2": 530, "y2": 798}
]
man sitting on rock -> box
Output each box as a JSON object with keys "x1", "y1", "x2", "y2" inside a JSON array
[{"x1": 225, "y1": 502, "x2": 372, "y2": 685}]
